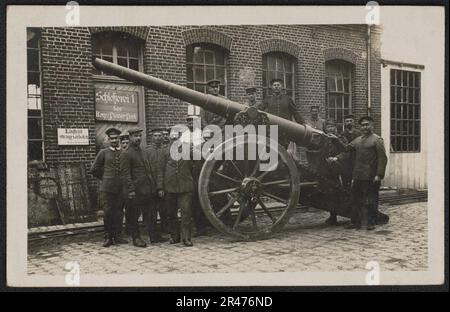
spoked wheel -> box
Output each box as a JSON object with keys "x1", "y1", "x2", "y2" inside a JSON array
[{"x1": 198, "y1": 134, "x2": 300, "y2": 240}]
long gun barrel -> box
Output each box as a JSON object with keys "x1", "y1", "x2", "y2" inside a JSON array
[{"x1": 92, "y1": 58, "x2": 324, "y2": 147}]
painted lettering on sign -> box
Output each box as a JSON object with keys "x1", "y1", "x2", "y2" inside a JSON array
[
  {"x1": 95, "y1": 88, "x2": 139, "y2": 122},
  {"x1": 58, "y1": 128, "x2": 89, "y2": 145}
]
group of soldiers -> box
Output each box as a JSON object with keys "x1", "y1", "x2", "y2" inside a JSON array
[
  {"x1": 91, "y1": 77, "x2": 388, "y2": 249},
  {"x1": 91, "y1": 124, "x2": 201, "y2": 248}
]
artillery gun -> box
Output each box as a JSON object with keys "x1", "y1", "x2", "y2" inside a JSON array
[{"x1": 92, "y1": 58, "x2": 388, "y2": 240}]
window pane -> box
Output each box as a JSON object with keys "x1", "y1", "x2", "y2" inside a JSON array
[
  {"x1": 194, "y1": 66, "x2": 205, "y2": 82},
  {"x1": 344, "y1": 78, "x2": 350, "y2": 93},
  {"x1": 27, "y1": 49, "x2": 40, "y2": 72},
  {"x1": 396, "y1": 87, "x2": 402, "y2": 102},
  {"x1": 100, "y1": 39, "x2": 113, "y2": 56},
  {"x1": 344, "y1": 95, "x2": 350, "y2": 108},
  {"x1": 28, "y1": 141, "x2": 43, "y2": 161},
  {"x1": 414, "y1": 121, "x2": 420, "y2": 135},
  {"x1": 267, "y1": 56, "x2": 276, "y2": 70},
  {"x1": 27, "y1": 29, "x2": 40, "y2": 48},
  {"x1": 28, "y1": 118, "x2": 43, "y2": 139},
  {"x1": 415, "y1": 72, "x2": 420, "y2": 87},
  {"x1": 285, "y1": 74, "x2": 293, "y2": 90},
  {"x1": 219, "y1": 85, "x2": 226, "y2": 96},
  {"x1": 103, "y1": 55, "x2": 113, "y2": 63},
  {"x1": 204, "y1": 51, "x2": 214, "y2": 64},
  {"x1": 402, "y1": 88, "x2": 408, "y2": 103},
  {"x1": 129, "y1": 58, "x2": 139, "y2": 71},
  {"x1": 414, "y1": 89, "x2": 420, "y2": 103},
  {"x1": 216, "y1": 66, "x2": 225, "y2": 83},
  {"x1": 28, "y1": 72, "x2": 41, "y2": 90},
  {"x1": 328, "y1": 77, "x2": 337, "y2": 92},
  {"x1": 193, "y1": 47, "x2": 203, "y2": 63},
  {"x1": 276, "y1": 58, "x2": 284, "y2": 71},
  {"x1": 116, "y1": 41, "x2": 128, "y2": 57},
  {"x1": 194, "y1": 84, "x2": 205, "y2": 93},
  {"x1": 128, "y1": 44, "x2": 139, "y2": 58},
  {"x1": 205, "y1": 66, "x2": 215, "y2": 82},
  {"x1": 117, "y1": 57, "x2": 128, "y2": 68},
  {"x1": 284, "y1": 59, "x2": 293, "y2": 73},
  {"x1": 186, "y1": 83, "x2": 194, "y2": 90},
  {"x1": 414, "y1": 105, "x2": 420, "y2": 120},
  {"x1": 215, "y1": 52, "x2": 225, "y2": 65},
  {"x1": 414, "y1": 137, "x2": 419, "y2": 151}
]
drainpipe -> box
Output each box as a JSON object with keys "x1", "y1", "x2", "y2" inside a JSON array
[{"x1": 367, "y1": 24, "x2": 372, "y2": 116}]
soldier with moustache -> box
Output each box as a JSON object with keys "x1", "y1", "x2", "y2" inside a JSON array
[
  {"x1": 200, "y1": 79, "x2": 229, "y2": 130},
  {"x1": 90, "y1": 127, "x2": 128, "y2": 247}
]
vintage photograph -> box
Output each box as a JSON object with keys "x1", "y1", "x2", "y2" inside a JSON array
[{"x1": 6, "y1": 5, "x2": 445, "y2": 287}]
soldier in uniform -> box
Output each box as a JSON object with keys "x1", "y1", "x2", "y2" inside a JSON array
[
  {"x1": 244, "y1": 86, "x2": 257, "y2": 107},
  {"x1": 342, "y1": 114, "x2": 362, "y2": 143},
  {"x1": 90, "y1": 127, "x2": 128, "y2": 247},
  {"x1": 162, "y1": 126, "x2": 195, "y2": 247},
  {"x1": 200, "y1": 79, "x2": 228, "y2": 129},
  {"x1": 329, "y1": 116, "x2": 388, "y2": 230},
  {"x1": 340, "y1": 114, "x2": 361, "y2": 191},
  {"x1": 120, "y1": 127, "x2": 165, "y2": 247},
  {"x1": 258, "y1": 78, "x2": 304, "y2": 148},
  {"x1": 147, "y1": 128, "x2": 169, "y2": 234},
  {"x1": 320, "y1": 119, "x2": 348, "y2": 225},
  {"x1": 305, "y1": 106, "x2": 325, "y2": 132}
]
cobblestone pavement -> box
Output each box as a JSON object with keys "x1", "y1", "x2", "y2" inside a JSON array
[{"x1": 27, "y1": 202, "x2": 427, "y2": 275}]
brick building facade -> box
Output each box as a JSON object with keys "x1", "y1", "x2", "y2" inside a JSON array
[{"x1": 27, "y1": 25, "x2": 381, "y2": 224}]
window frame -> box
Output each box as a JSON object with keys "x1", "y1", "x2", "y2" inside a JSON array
[
  {"x1": 262, "y1": 52, "x2": 296, "y2": 100},
  {"x1": 92, "y1": 33, "x2": 144, "y2": 80},
  {"x1": 390, "y1": 69, "x2": 421, "y2": 153},
  {"x1": 27, "y1": 28, "x2": 45, "y2": 162},
  {"x1": 185, "y1": 43, "x2": 228, "y2": 116},
  {"x1": 325, "y1": 60, "x2": 353, "y2": 130}
]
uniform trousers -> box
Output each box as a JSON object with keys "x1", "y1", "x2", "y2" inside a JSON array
[
  {"x1": 101, "y1": 192, "x2": 124, "y2": 236},
  {"x1": 126, "y1": 194, "x2": 158, "y2": 239},
  {"x1": 166, "y1": 192, "x2": 193, "y2": 241},
  {"x1": 351, "y1": 180, "x2": 380, "y2": 227}
]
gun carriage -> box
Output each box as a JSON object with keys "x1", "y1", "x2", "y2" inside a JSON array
[{"x1": 93, "y1": 58, "x2": 388, "y2": 240}]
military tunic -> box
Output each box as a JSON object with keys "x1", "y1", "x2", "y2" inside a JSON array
[
  {"x1": 337, "y1": 133, "x2": 388, "y2": 226},
  {"x1": 120, "y1": 144, "x2": 163, "y2": 239},
  {"x1": 90, "y1": 147, "x2": 123, "y2": 236},
  {"x1": 162, "y1": 143, "x2": 194, "y2": 242}
]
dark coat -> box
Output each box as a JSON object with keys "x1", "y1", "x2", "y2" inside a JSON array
[
  {"x1": 258, "y1": 94, "x2": 304, "y2": 124},
  {"x1": 162, "y1": 143, "x2": 194, "y2": 194},
  {"x1": 90, "y1": 147, "x2": 122, "y2": 194},
  {"x1": 120, "y1": 144, "x2": 163, "y2": 196},
  {"x1": 338, "y1": 133, "x2": 388, "y2": 181},
  {"x1": 342, "y1": 128, "x2": 362, "y2": 144}
]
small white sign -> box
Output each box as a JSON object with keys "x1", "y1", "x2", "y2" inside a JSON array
[{"x1": 58, "y1": 128, "x2": 89, "y2": 145}]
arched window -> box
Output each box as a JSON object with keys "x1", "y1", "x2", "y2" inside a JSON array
[
  {"x1": 262, "y1": 52, "x2": 296, "y2": 99},
  {"x1": 186, "y1": 43, "x2": 228, "y2": 115},
  {"x1": 325, "y1": 60, "x2": 353, "y2": 128},
  {"x1": 92, "y1": 32, "x2": 142, "y2": 75}
]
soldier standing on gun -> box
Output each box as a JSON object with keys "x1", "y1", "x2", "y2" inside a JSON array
[
  {"x1": 328, "y1": 116, "x2": 388, "y2": 231},
  {"x1": 120, "y1": 127, "x2": 165, "y2": 247},
  {"x1": 258, "y1": 78, "x2": 304, "y2": 148},
  {"x1": 200, "y1": 79, "x2": 228, "y2": 129},
  {"x1": 163, "y1": 125, "x2": 194, "y2": 247},
  {"x1": 147, "y1": 128, "x2": 169, "y2": 234},
  {"x1": 90, "y1": 127, "x2": 128, "y2": 247}
]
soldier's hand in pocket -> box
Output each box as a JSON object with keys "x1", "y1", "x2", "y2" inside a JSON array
[
  {"x1": 128, "y1": 191, "x2": 136, "y2": 200},
  {"x1": 158, "y1": 190, "x2": 165, "y2": 198}
]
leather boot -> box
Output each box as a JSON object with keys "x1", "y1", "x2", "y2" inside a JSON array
[{"x1": 103, "y1": 234, "x2": 114, "y2": 247}]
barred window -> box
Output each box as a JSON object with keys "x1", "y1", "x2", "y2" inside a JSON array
[
  {"x1": 186, "y1": 44, "x2": 228, "y2": 115},
  {"x1": 92, "y1": 33, "x2": 142, "y2": 75},
  {"x1": 262, "y1": 52, "x2": 296, "y2": 99},
  {"x1": 27, "y1": 28, "x2": 44, "y2": 162},
  {"x1": 325, "y1": 60, "x2": 352, "y2": 128},
  {"x1": 390, "y1": 69, "x2": 421, "y2": 152}
]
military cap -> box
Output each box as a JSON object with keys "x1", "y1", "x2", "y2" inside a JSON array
[
  {"x1": 206, "y1": 79, "x2": 221, "y2": 86},
  {"x1": 128, "y1": 127, "x2": 143, "y2": 135},
  {"x1": 358, "y1": 116, "x2": 374, "y2": 124},
  {"x1": 343, "y1": 114, "x2": 355, "y2": 120},
  {"x1": 245, "y1": 86, "x2": 257, "y2": 94},
  {"x1": 105, "y1": 127, "x2": 121, "y2": 137},
  {"x1": 270, "y1": 78, "x2": 283, "y2": 85},
  {"x1": 119, "y1": 130, "x2": 129, "y2": 139}
]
